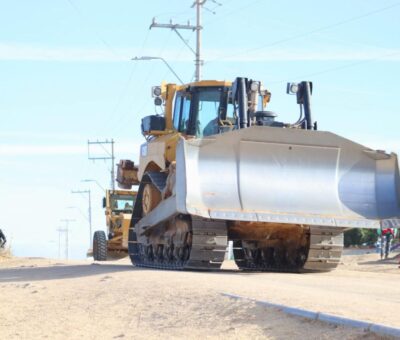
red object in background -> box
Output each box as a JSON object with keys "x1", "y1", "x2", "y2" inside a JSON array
[{"x1": 382, "y1": 228, "x2": 394, "y2": 236}]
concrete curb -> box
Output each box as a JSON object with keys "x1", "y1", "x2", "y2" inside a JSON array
[{"x1": 221, "y1": 293, "x2": 400, "y2": 338}]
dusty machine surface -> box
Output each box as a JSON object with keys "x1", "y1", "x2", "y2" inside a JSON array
[
  {"x1": 92, "y1": 189, "x2": 137, "y2": 261},
  {"x1": 120, "y1": 78, "x2": 400, "y2": 272}
]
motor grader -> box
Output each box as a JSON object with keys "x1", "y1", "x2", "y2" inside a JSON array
[
  {"x1": 92, "y1": 189, "x2": 137, "y2": 261},
  {"x1": 118, "y1": 77, "x2": 400, "y2": 272}
]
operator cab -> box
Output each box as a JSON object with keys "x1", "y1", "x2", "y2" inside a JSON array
[
  {"x1": 172, "y1": 80, "x2": 275, "y2": 138},
  {"x1": 141, "y1": 78, "x2": 283, "y2": 138},
  {"x1": 172, "y1": 85, "x2": 235, "y2": 138},
  {"x1": 110, "y1": 194, "x2": 135, "y2": 213}
]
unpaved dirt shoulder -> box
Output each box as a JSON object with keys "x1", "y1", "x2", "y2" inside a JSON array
[{"x1": 0, "y1": 257, "x2": 395, "y2": 339}]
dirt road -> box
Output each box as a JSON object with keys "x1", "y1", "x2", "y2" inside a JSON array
[{"x1": 0, "y1": 250, "x2": 398, "y2": 339}]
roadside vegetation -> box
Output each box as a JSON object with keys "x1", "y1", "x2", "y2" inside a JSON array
[{"x1": 344, "y1": 228, "x2": 400, "y2": 247}]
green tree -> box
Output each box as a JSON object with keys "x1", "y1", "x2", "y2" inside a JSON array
[
  {"x1": 344, "y1": 229, "x2": 362, "y2": 247},
  {"x1": 344, "y1": 228, "x2": 378, "y2": 247},
  {"x1": 360, "y1": 229, "x2": 378, "y2": 245}
]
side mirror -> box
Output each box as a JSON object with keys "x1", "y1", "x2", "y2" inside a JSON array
[{"x1": 102, "y1": 197, "x2": 106, "y2": 208}]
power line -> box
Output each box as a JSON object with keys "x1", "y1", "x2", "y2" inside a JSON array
[
  {"x1": 71, "y1": 189, "x2": 92, "y2": 247},
  {"x1": 87, "y1": 139, "x2": 115, "y2": 190},
  {"x1": 65, "y1": 0, "x2": 124, "y2": 59},
  {"x1": 104, "y1": 29, "x2": 152, "y2": 135},
  {"x1": 161, "y1": 30, "x2": 196, "y2": 81},
  {"x1": 110, "y1": 29, "x2": 151, "y2": 118},
  {"x1": 59, "y1": 219, "x2": 75, "y2": 260},
  {"x1": 152, "y1": 7, "x2": 194, "y2": 22},
  {"x1": 111, "y1": 30, "x2": 175, "y2": 134},
  {"x1": 270, "y1": 50, "x2": 400, "y2": 84},
  {"x1": 114, "y1": 29, "x2": 195, "y2": 135},
  {"x1": 150, "y1": 0, "x2": 212, "y2": 81},
  {"x1": 206, "y1": 2, "x2": 400, "y2": 64},
  {"x1": 203, "y1": 0, "x2": 262, "y2": 25}
]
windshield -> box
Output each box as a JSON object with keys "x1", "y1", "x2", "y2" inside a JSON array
[
  {"x1": 173, "y1": 86, "x2": 232, "y2": 137},
  {"x1": 192, "y1": 87, "x2": 223, "y2": 137},
  {"x1": 110, "y1": 195, "x2": 135, "y2": 212}
]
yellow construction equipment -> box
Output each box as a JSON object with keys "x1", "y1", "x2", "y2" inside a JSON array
[
  {"x1": 118, "y1": 78, "x2": 400, "y2": 272},
  {"x1": 92, "y1": 188, "x2": 137, "y2": 261}
]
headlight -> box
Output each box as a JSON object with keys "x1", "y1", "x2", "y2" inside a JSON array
[
  {"x1": 250, "y1": 81, "x2": 260, "y2": 92},
  {"x1": 152, "y1": 86, "x2": 162, "y2": 97}
]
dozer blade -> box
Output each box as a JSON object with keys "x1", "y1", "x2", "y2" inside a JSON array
[{"x1": 174, "y1": 126, "x2": 400, "y2": 229}]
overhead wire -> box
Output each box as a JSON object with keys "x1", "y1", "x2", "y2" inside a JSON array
[
  {"x1": 152, "y1": 7, "x2": 194, "y2": 22},
  {"x1": 107, "y1": 29, "x2": 152, "y2": 136},
  {"x1": 118, "y1": 30, "x2": 175, "y2": 134},
  {"x1": 160, "y1": 31, "x2": 195, "y2": 84},
  {"x1": 270, "y1": 50, "x2": 400, "y2": 84},
  {"x1": 65, "y1": 0, "x2": 126, "y2": 59},
  {"x1": 205, "y1": 2, "x2": 400, "y2": 64},
  {"x1": 65, "y1": 0, "x2": 152, "y2": 139},
  {"x1": 203, "y1": 0, "x2": 264, "y2": 25}
]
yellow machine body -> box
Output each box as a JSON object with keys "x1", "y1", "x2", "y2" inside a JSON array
[
  {"x1": 121, "y1": 78, "x2": 399, "y2": 272},
  {"x1": 105, "y1": 190, "x2": 137, "y2": 252}
]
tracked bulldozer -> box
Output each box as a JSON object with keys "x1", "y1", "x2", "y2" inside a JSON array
[{"x1": 118, "y1": 78, "x2": 400, "y2": 272}]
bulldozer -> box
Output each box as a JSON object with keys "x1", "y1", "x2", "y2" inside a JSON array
[
  {"x1": 92, "y1": 188, "x2": 137, "y2": 261},
  {"x1": 118, "y1": 78, "x2": 400, "y2": 272}
]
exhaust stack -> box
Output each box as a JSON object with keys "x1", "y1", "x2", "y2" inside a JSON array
[{"x1": 287, "y1": 81, "x2": 316, "y2": 130}]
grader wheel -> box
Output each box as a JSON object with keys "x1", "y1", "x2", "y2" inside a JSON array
[
  {"x1": 93, "y1": 230, "x2": 107, "y2": 261},
  {"x1": 142, "y1": 183, "x2": 162, "y2": 216}
]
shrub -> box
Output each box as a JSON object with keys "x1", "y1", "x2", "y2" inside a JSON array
[{"x1": 344, "y1": 228, "x2": 378, "y2": 247}]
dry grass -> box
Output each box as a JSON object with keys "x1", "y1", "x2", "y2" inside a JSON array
[{"x1": 0, "y1": 246, "x2": 12, "y2": 261}]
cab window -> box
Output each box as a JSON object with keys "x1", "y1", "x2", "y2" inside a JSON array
[
  {"x1": 110, "y1": 195, "x2": 135, "y2": 212},
  {"x1": 173, "y1": 93, "x2": 182, "y2": 131},
  {"x1": 191, "y1": 87, "x2": 222, "y2": 137},
  {"x1": 179, "y1": 96, "x2": 191, "y2": 132},
  {"x1": 173, "y1": 92, "x2": 191, "y2": 134}
]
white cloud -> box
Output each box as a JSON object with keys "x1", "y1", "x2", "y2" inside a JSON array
[
  {"x1": 0, "y1": 131, "x2": 88, "y2": 141},
  {"x1": 0, "y1": 144, "x2": 85, "y2": 155},
  {"x1": 204, "y1": 48, "x2": 400, "y2": 63},
  {"x1": 1, "y1": 42, "x2": 400, "y2": 62},
  {"x1": 0, "y1": 142, "x2": 140, "y2": 156},
  {"x1": 0, "y1": 42, "x2": 128, "y2": 62}
]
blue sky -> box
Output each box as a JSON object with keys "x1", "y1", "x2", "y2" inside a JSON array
[{"x1": 1, "y1": 0, "x2": 399, "y2": 259}]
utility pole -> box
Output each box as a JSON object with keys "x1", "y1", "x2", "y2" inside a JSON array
[
  {"x1": 87, "y1": 139, "x2": 115, "y2": 190},
  {"x1": 195, "y1": 0, "x2": 203, "y2": 82},
  {"x1": 150, "y1": 0, "x2": 208, "y2": 81},
  {"x1": 59, "y1": 219, "x2": 75, "y2": 259},
  {"x1": 81, "y1": 179, "x2": 106, "y2": 193},
  {"x1": 71, "y1": 189, "x2": 92, "y2": 246},
  {"x1": 56, "y1": 226, "x2": 66, "y2": 259}
]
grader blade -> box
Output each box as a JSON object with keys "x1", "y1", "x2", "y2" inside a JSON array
[{"x1": 175, "y1": 126, "x2": 400, "y2": 229}]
